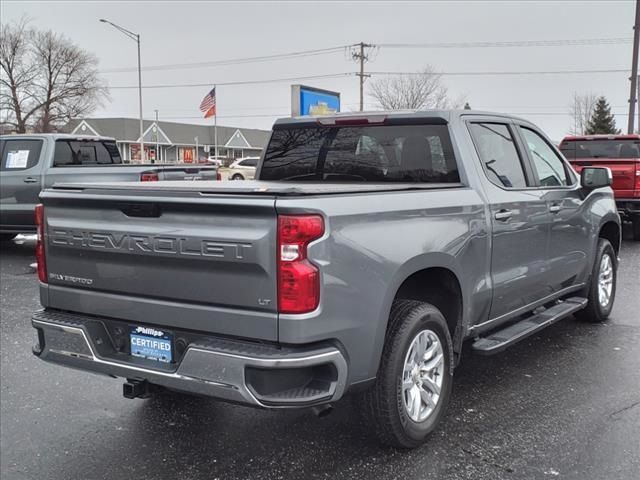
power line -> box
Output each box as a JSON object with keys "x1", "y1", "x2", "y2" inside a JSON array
[
  {"x1": 378, "y1": 38, "x2": 633, "y2": 49},
  {"x1": 107, "y1": 68, "x2": 627, "y2": 90},
  {"x1": 370, "y1": 68, "x2": 629, "y2": 77},
  {"x1": 98, "y1": 38, "x2": 631, "y2": 75},
  {"x1": 100, "y1": 45, "x2": 349, "y2": 74},
  {"x1": 108, "y1": 72, "x2": 355, "y2": 90}
]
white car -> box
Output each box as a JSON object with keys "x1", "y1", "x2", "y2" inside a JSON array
[{"x1": 218, "y1": 157, "x2": 259, "y2": 180}]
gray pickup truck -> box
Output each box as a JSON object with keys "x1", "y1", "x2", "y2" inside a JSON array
[
  {"x1": 0, "y1": 134, "x2": 216, "y2": 240},
  {"x1": 30, "y1": 111, "x2": 620, "y2": 448}
]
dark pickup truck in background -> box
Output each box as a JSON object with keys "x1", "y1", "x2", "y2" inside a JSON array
[
  {"x1": 0, "y1": 134, "x2": 217, "y2": 240},
  {"x1": 560, "y1": 134, "x2": 640, "y2": 240},
  {"x1": 30, "y1": 111, "x2": 620, "y2": 448}
]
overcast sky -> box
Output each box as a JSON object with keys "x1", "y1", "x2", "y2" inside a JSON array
[{"x1": 3, "y1": 0, "x2": 637, "y2": 139}]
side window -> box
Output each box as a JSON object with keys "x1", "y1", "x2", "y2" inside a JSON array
[
  {"x1": 469, "y1": 123, "x2": 528, "y2": 188},
  {"x1": 520, "y1": 127, "x2": 570, "y2": 187},
  {"x1": 0, "y1": 139, "x2": 43, "y2": 171},
  {"x1": 243, "y1": 158, "x2": 258, "y2": 167}
]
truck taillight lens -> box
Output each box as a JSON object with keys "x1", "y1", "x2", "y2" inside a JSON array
[
  {"x1": 216, "y1": 171, "x2": 222, "y2": 181},
  {"x1": 277, "y1": 215, "x2": 324, "y2": 314},
  {"x1": 35, "y1": 204, "x2": 47, "y2": 283},
  {"x1": 636, "y1": 164, "x2": 640, "y2": 193},
  {"x1": 140, "y1": 172, "x2": 159, "y2": 182}
]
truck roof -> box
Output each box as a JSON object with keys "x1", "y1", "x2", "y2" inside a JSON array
[
  {"x1": 0, "y1": 133, "x2": 116, "y2": 142},
  {"x1": 274, "y1": 109, "x2": 530, "y2": 126},
  {"x1": 560, "y1": 134, "x2": 640, "y2": 142}
]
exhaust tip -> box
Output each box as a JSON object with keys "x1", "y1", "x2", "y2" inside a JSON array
[{"x1": 311, "y1": 404, "x2": 334, "y2": 418}]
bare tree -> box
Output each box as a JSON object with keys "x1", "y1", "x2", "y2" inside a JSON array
[
  {"x1": 569, "y1": 92, "x2": 598, "y2": 135},
  {"x1": 368, "y1": 66, "x2": 463, "y2": 110},
  {"x1": 0, "y1": 18, "x2": 38, "y2": 133},
  {"x1": 0, "y1": 19, "x2": 107, "y2": 133}
]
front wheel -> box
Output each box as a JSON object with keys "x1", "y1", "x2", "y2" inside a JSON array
[
  {"x1": 231, "y1": 174, "x2": 244, "y2": 181},
  {"x1": 576, "y1": 238, "x2": 617, "y2": 323},
  {"x1": 361, "y1": 300, "x2": 453, "y2": 448}
]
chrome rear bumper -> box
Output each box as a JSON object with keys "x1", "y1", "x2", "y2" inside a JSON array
[{"x1": 32, "y1": 309, "x2": 347, "y2": 408}]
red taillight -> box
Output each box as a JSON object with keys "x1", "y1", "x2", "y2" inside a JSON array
[
  {"x1": 35, "y1": 204, "x2": 47, "y2": 283},
  {"x1": 635, "y1": 163, "x2": 640, "y2": 195},
  {"x1": 277, "y1": 215, "x2": 324, "y2": 314},
  {"x1": 216, "y1": 171, "x2": 222, "y2": 181},
  {"x1": 140, "y1": 172, "x2": 159, "y2": 182}
]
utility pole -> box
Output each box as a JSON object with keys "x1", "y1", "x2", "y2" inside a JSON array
[
  {"x1": 628, "y1": 0, "x2": 640, "y2": 134},
  {"x1": 352, "y1": 42, "x2": 372, "y2": 111}
]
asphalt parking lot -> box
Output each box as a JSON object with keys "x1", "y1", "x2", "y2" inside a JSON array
[{"x1": 1, "y1": 229, "x2": 639, "y2": 480}]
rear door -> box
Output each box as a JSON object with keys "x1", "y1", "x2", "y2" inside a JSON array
[
  {"x1": 516, "y1": 125, "x2": 591, "y2": 292},
  {"x1": 0, "y1": 137, "x2": 46, "y2": 231},
  {"x1": 467, "y1": 120, "x2": 551, "y2": 321}
]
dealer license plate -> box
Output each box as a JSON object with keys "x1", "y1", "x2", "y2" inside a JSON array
[{"x1": 130, "y1": 326, "x2": 173, "y2": 363}]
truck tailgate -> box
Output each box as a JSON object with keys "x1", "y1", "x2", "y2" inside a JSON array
[
  {"x1": 571, "y1": 158, "x2": 638, "y2": 197},
  {"x1": 40, "y1": 187, "x2": 278, "y2": 340}
]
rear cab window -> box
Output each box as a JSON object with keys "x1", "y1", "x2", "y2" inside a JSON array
[
  {"x1": 53, "y1": 139, "x2": 122, "y2": 166},
  {"x1": 259, "y1": 122, "x2": 460, "y2": 183},
  {"x1": 560, "y1": 138, "x2": 640, "y2": 159},
  {"x1": 0, "y1": 139, "x2": 44, "y2": 171}
]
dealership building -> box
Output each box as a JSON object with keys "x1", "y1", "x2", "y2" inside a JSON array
[{"x1": 66, "y1": 117, "x2": 271, "y2": 163}]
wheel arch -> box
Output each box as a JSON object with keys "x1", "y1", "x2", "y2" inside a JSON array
[
  {"x1": 368, "y1": 255, "x2": 466, "y2": 379},
  {"x1": 598, "y1": 219, "x2": 621, "y2": 256}
]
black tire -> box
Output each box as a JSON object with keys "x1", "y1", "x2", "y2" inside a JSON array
[
  {"x1": 0, "y1": 233, "x2": 17, "y2": 242},
  {"x1": 576, "y1": 238, "x2": 617, "y2": 323},
  {"x1": 231, "y1": 174, "x2": 244, "y2": 181},
  {"x1": 361, "y1": 300, "x2": 453, "y2": 449},
  {"x1": 632, "y1": 216, "x2": 640, "y2": 241}
]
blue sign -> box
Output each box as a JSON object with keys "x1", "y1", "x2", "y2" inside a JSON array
[{"x1": 292, "y1": 85, "x2": 340, "y2": 116}]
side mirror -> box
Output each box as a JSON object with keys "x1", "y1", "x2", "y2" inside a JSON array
[{"x1": 580, "y1": 167, "x2": 612, "y2": 190}]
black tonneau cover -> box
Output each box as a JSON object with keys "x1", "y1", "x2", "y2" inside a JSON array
[{"x1": 48, "y1": 180, "x2": 465, "y2": 197}]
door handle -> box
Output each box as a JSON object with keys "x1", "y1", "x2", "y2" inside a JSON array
[
  {"x1": 494, "y1": 209, "x2": 513, "y2": 221},
  {"x1": 23, "y1": 177, "x2": 39, "y2": 184},
  {"x1": 549, "y1": 204, "x2": 561, "y2": 214}
]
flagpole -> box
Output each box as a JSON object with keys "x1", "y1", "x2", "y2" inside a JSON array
[{"x1": 214, "y1": 84, "x2": 218, "y2": 159}]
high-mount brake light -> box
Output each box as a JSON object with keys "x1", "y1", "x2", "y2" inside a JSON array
[
  {"x1": 277, "y1": 215, "x2": 324, "y2": 314},
  {"x1": 317, "y1": 115, "x2": 387, "y2": 126},
  {"x1": 34, "y1": 204, "x2": 47, "y2": 283}
]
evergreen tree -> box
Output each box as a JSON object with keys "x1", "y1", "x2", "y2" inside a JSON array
[{"x1": 585, "y1": 97, "x2": 620, "y2": 135}]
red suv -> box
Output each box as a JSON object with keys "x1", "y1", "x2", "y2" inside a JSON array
[{"x1": 560, "y1": 134, "x2": 640, "y2": 240}]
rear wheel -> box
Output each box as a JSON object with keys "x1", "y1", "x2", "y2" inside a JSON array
[
  {"x1": 361, "y1": 300, "x2": 453, "y2": 448},
  {"x1": 576, "y1": 238, "x2": 617, "y2": 323},
  {"x1": 231, "y1": 174, "x2": 244, "y2": 181},
  {"x1": 632, "y1": 216, "x2": 640, "y2": 241},
  {"x1": 0, "y1": 234, "x2": 17, "y2": 242}
]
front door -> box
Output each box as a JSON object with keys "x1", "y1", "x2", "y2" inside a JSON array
[
  {"x1": 516, "y1": 125, "x2": 592, "y2": 291},
  {"x1": 467, "y1": 121, "x2": 551, "y2": 321},
  {"x1": 0, "y1": 138, "x2": 45, "y2": 232}
]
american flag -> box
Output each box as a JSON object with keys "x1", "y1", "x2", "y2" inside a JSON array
[{"x1": 199, "y1": 87, "x2": 216, "y2": 118}]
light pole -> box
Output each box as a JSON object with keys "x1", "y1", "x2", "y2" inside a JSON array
[{"x1": 100, "y1": 18, "x2": 145, "y2": 162}]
